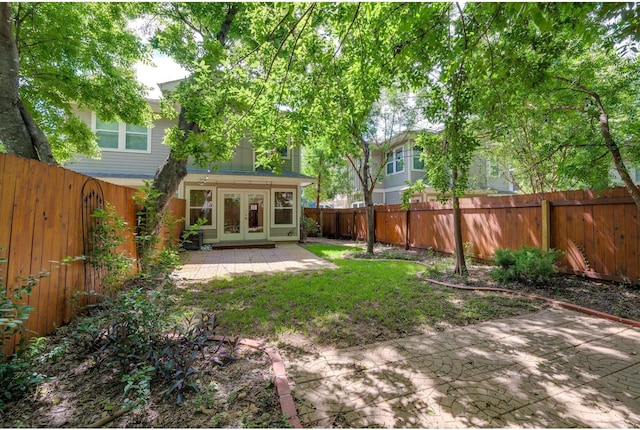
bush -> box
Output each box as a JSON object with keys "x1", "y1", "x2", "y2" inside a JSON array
[
  {"x1": 1, "y1": 252, "x2": 49, "y2": 410},
  {"x1": 491, "y1": 246, "x2": 563, "y2": 285},
  {"x1": 300, "y1": 216, "x2": 320, "y2": 236}
]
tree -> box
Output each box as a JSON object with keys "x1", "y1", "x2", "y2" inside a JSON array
[
  {"x1": 0, "y1": 2, "x2": 153, "y2": 163},
  {"x1": 141, "y1": 3, "x2": 328, "y2": 242},
  {"x1": 397, "y1": 2, "x2": 496, "y2": 275},
  {"x1": 478, "y1": 3, "x2": 640, "y2": 208},
  {"x1": 301, "y1": 144, "x2": 352, "y2": 209},
  {"x1": 280, "y1": 3, "x2": 449, "y2": 254}
]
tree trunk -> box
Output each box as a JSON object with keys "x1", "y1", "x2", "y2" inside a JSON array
[
  {"x1": 596, "y1": 103, "x2": 640, "y2": 210},
  {"x1": 0, "y1": 3, "x2": 55, "y2": 164},
  {"x1": 146, "y1": 106, "x2": 192, "y2": 237},
  {"x1": 362, "y1": 141, "x2": 375, "y2": 254},
  {"x1": 316, "y1": 158, "x2": 323, "y2": 237},
  {"x1": 451, "y1": 168, "x2": 467, "y2": 275}
]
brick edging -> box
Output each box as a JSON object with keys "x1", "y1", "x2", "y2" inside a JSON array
[
  {"x1": 416, "y1": 272, "x2": 640, "y2": 328},
  {"x1": 210, "y1": 335, "x2": 302, "y2": 428}
]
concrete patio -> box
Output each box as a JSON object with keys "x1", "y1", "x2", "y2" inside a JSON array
[
  {"x1": 285, "y1": 307, "x2": 640, "y2": 428},
  {"x1": 174, "y1": 242, "x2": 337, "y2": 279}
]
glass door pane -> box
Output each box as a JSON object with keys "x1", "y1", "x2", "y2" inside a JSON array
[
  {"x1": 223, "y1": 193, "x2": 241, "y2": 236},
  {"x1": 247, "y1": 194, "x2": 265, "y2": 238}
]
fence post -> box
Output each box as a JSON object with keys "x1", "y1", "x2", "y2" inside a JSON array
[
  {"x1": 541, "y1": 200, "x2": 551, "y2": 252},
  {"x1": 405, "y1": 207, "x2": 410, "y2": 250}
]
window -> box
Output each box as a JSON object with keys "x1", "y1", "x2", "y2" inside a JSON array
[
  {"x1": 272, "y1": 189, "x2": 295, "y2": 226},
  {"x1": 279, "y1": 147, "x2": 290, "y2": 159},
  {"x1": 93, "y1": 114, "x2": 150, "y2": 152},
  {"x1": 636, "y1": 168, "x2": 640, "y2": 183},
  {"x1": 386, "y1": 147, "x2": 404, "y2": 175},
  {"x1": 186, "y1": 187, "x2": 216, "y2": 227},
  {"x1": 413, "y1": 146, "x2": 425, "y2": 170}
]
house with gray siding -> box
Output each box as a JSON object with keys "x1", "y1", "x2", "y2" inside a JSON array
[
  {"x1": 64, "y1": 82, "x2": 312, "y2": 244},
  {"x1": 327, "y1": 131, "x2": 516, "y2": 208}
]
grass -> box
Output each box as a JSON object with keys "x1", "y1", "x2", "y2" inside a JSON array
[{"x1": 175, "y1": 244, "x2": 543, "y2": 349}]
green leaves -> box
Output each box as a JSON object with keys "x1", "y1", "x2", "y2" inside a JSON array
[{"x1": 13, "y1": 2, "x2": 153, "y2": 162}]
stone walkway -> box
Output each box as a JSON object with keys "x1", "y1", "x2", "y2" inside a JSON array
[
  {"x1": 285, "y1": 308, "x2": 640, "y2": 428},
  {"x1": 175, "y1": 243, "x2": 336, "y2": 279}
]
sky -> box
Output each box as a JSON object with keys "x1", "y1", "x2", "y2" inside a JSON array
[{"x1": 134, "y1": 52, "x2": 189, "y2": 99}]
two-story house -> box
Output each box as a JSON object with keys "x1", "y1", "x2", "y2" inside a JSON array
[
  {"x1": 327, "y1": 131, "x2": 515, "y2": 208},
  {"x1": 64, "y1": 81, "x2": 313, "y2": 245}
]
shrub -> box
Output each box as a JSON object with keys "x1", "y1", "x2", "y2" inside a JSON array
[
  {"x1": 491, "y1": 246, "x2": 563, "y2": 285},
  {"x1": 300, "y1": 216, "x2": 320, "y2": 237},
  {"x1": 1, "y1": 252, "x2": 49, "y2": 410},
  {"x1": 88, "y1": 203, "x2": 135, "y2": 290},
  {"x1": 74, "y1": 286, "x2": 234, "y2": 408}
]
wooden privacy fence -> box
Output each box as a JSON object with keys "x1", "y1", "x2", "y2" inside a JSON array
[
  {"x1": 1, "y1": 153, "x2": 185, "y2": 353},
  {"x1": 304, "y1": 187, "x2": 640, "y2": 283}
]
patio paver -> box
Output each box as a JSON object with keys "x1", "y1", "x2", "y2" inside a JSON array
[
  {"x1": 284, "y1": 308, "x2": 640, "y2": 428},
  {"x1": 175, "y1": 243, "x2": 337, "y2": 279}
]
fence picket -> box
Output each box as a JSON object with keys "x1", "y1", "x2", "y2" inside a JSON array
[{"x1": 0, "y1": 153, "x2": 186, "y2": 354}]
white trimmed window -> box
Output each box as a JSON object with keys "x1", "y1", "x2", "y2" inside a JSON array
[
  {"x1": 93, "y1": 114, "x2": 151, "y2": 153},
  {"x1": 386, "y1": 147, "x2": 404, "y2": 175},
  {"x1": 412, "y1": 146, "x2": 425, "y2": 170},
  {"x1": 186, "y1": 186, "x2": 216, "y2": 228},
  {"x1": 272, "y1": 189, "x2": 296, "y2": 227},
  {"x1": 279, "y1": 147, "x2": 290, "y2": 159}
]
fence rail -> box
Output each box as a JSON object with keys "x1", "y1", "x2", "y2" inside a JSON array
[
  {"x1": 305, "y1": 187, "x2": 640, "y2": 283},
  {"x1": 1, "y1": 153, "x2": 185, "y2": 354}
]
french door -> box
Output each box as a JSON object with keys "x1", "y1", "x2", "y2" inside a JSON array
[{"x1": 220, "y1": 191, "x2": 267, "y2": 241}]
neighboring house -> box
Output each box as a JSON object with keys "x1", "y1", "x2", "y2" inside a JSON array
[
  {"x1": 64, "y1": 82, "x2": 313, "y2": 244},
  {"x1": 326, "y1": 131, "x2": 516, "y2": 208}
]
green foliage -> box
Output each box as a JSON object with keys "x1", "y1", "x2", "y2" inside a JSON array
[
  {"x1": 88, "y1": 203, "x2": 135, "y2": 290},
  {"x1": 72, "y1": 286, "x2": 233, "y2": 408},
  {"x1": 491, "y1": 247, "x2": 563, "y2": 285},
  {"x1": 300, "y1": 216, "x2": 319, "y2": 236},
  {"x1": 0, "y1": 251, "x2": 49, "y2": 411},
  {"x1": 12, "y1": 2, "x2": 153, "y2": 162},
  {"x1": 133, "y1": 181, "x2": 191, "y2": 279}
]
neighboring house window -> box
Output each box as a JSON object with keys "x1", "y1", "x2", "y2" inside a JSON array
[
  {"x1": 93, "y1": 114, "x2": 151, "y2": 152},
  {"x1": 386, "y1": 147, "x2": 404, "y2": 175},
  {"x1": 272, "y1": 189, "x2": 296, "y2": 227},
  {"x1": 186, "y1": 186, "x2": 216, "y2": 227},
  {"x1": 413, "y1": 146, "x2": 425, "y2": 170},
  {"x1": 636, "y1": 168, "x2": 640, "y2": 183},
  {"x1": 490, "y1": 164, "x2": 500, "y2": 177},
  {"x1": 279, "y1": 147, "x2": 290, "y2": 159}
]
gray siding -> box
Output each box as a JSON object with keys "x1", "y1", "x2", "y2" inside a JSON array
[
  {"x1": 195, "y1": 142, "x2": 303, "y2": 173},
  {"x1": 270, "y1": 227, "x2": 299, "y2": 238},
  {"x1": 216, "y1": 138, "x2": 255, "y2": 171},
  {"x1": 384, "y1": 190, "x2": 403, "y2": 205},
  {"x1": 64, "y1": 112, "x2": 173, "y2": 177},
  {"x1": 381, "y1": 166, "x2": 410, "y2": 190}
]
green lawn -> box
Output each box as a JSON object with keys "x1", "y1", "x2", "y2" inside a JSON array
[{"x1": 175, "y1": 245, "x2": 543, "y2": 349}]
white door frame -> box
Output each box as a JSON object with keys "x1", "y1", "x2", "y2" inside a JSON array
[{"x1": 218, "y1": 189, "x2": 268, "y2": 241}]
